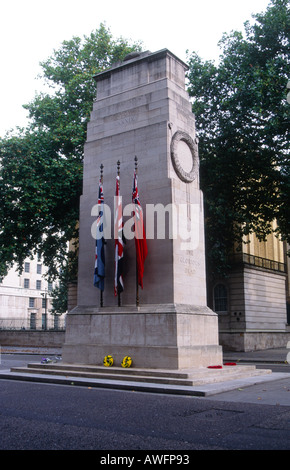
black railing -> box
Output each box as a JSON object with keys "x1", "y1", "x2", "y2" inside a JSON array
[
  {"x1": 231, "y1": 253, "x2": 286, "y2": 273},
  {"x1": 0, "y1": 317, "x2": 66, "y2": 331}
]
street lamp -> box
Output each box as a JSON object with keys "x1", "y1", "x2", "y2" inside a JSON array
[{"x1": 41, "y1": 289, "x2": 48, "y2": 330}]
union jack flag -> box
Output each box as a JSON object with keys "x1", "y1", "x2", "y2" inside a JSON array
[
  {"x1": 94, "y1": 178, "x2": 105, "y2": 291},
  {"x1": 132, "y1": 169, "x2": 148, "y2": 288},
  {"x1": 114, "y1": 175, "x2": 124, "y2": 296}
]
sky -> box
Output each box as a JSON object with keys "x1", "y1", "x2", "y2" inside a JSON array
[{"x1": 0, "y1": 0, "x2": 271, "y2": 136}]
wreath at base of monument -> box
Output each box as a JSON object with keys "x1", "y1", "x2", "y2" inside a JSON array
[
  {"x1": 103, "y1": 355, "x2": 114, "y2": 367},
  {"x1": 121, "y1": 356, "x2": 132, "y2": 368}
]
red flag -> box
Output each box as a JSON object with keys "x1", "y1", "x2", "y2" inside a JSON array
[{"x1": 132, "y1": 169, "x2": 148, "y2": 288}]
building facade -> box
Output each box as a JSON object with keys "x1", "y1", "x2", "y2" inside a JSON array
[{"x1": 208, "y1": 223, "x2": 290, "y2": 351}]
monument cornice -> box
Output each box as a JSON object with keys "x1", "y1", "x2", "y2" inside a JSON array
[
  {"x1": 93, "y1": 48, "x2": 189, "y2": 83},
  {"x1": 68, "y1": 304, "x2": 217, "y2": 317}
]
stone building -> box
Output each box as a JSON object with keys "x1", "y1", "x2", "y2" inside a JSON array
[
  {"x1": 207, "y1": 222, "x2": 290, "y2": 351},
  {"x1": 0, "y1": 255, "x2": 64, "y2": 330}
]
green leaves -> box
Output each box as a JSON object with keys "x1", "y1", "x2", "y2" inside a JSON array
[
  {"x1": 0, "y1": 24, "x2": 141, "y2": 280},
  {"x1": 0, "y1": 128, "x2": 81, "y2": 278},
  {"x1": 187, "y1": 0, "x2": 290, "y2": 277}
]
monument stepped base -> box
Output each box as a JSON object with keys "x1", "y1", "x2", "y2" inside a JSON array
[
  {"x1": 62, "y1": 304, "x2": 223, "y2": 370},
  {"x1": 7, "y1": 362, "x2": 274, "y2": 396}
]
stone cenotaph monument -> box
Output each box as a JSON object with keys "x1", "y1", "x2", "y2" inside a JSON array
[{"x1": 62, "y1": 49, "x2": 223, "y2": 369}]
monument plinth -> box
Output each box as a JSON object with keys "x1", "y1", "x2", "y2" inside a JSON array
[{"x1": 62, "y1": 49, "x2": 223, "y2": 369}]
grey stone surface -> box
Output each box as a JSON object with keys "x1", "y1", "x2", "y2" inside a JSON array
[{"x1": 63, "y1": 49, "x2": 222, "y2": 368}]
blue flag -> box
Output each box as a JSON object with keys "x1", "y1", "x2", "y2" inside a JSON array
[{"x1": 94, "y1": 177, "x2": 105, "y2": 291}]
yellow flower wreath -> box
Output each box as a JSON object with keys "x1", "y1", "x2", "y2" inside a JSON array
[
  {"x1": 103, "y1": 355, "x2": 114, "y2": 367},
  {"x1": 121, "y1": 356, "x2": 132, "y2": 368}
]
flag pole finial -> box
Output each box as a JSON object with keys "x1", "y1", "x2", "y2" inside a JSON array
[
  {"x1": 117, "y1": 160, "x2": 120, "y2": 176},
  {"x1": 134, "y1": 156, "x2": 138, "y2": 174},
  {"x1": 100, "y1": 163, "x2": 104, "y2": 182}
]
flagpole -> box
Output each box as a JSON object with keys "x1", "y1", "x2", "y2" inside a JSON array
[
  {"x1": 117, "y1": 160, "x2": 121, "y2": 307},
  {"x1": 100, "y1": 163, "x2": 104, "y2": 308},
  {"x1": 134, "y1": 156, "x2": 140, "y2": 308}
]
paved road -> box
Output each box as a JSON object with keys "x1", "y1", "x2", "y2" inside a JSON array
[
  {"x1": 1, "y1": 378, "x2": 290, "y2": 451},
  {"x1": 0, "y1": 352, "x2": 290, "y2": 451}
]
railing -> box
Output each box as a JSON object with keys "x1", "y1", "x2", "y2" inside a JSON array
[
  {"x1": 231, "y1": 253, "x2": 286, "y2": 273},
  {"x1": 0, "y1": 316, "x2": 66, "y2": 331}
]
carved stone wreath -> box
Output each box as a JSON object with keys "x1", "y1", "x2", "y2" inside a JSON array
[{"x1": 170, "y1": 131, "x2": 199, "y2": 183}]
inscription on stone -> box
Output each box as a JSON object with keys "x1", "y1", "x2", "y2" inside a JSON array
[
  {"x1": 179, "y1": 254, "x2": 201, "y2": 276},
  {"x1": 117, "y1": 110, "x2": 139, "y2": 126}
]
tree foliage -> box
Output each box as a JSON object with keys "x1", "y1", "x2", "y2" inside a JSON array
[
  {"x1": 0, "y1": 24, "x2": 142, "y2": 280},
  {"x1": 186, "y1": 0, "x2": 290, "y2": 277}
]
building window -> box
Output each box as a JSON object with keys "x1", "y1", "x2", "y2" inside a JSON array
[
  {"x1": 213, "y1": 283, "x2": 228, "y2": 312},
  {"x1": 24, "y1": 278, "x2": 30, "y2": 289},
  {"x1": 37, "y1": 264, "x2": 42, "y2": 274},
  {"x1": 29, "y1": 298, "x2": 35, "y2": 308},
  {"x1": 36, "y1": 280, "x2": 41, "y2": 290},
  {"x1": 42, "y1": 298, "x2": 47, "y2": 309},
  {"x1": 48, "y1": 282, "x2": 53, "y2": 292},
  {"x1": 24, "y1": 262, "x2": 30, "y2": 273}
]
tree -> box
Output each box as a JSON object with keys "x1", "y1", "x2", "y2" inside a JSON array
[
  {"x1": 186, "y1": 0, "x2": 290, "y2": 278},
  {"x1": 0, "y1": 24, "x2": 142, "y2": 281}
]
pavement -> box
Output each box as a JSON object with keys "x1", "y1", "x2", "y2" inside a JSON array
[
  {"x1": 0, "y1": 346, "x2": 63, "y2": 356},
  {"x1": 223, "y1": 347, "x2": 290, "y2": 364},
  {"x1": 1, "y1": 344, "x2": 289, "y2": 363}
]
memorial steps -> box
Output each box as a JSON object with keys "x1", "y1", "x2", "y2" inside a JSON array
[{"x1": 6, "y1": 362, "x2": 275, "y2": 396}]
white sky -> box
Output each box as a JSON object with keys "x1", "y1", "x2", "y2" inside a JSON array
[{"x1": 0, "y1": 0, "x2": 270, "y2": 136}]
